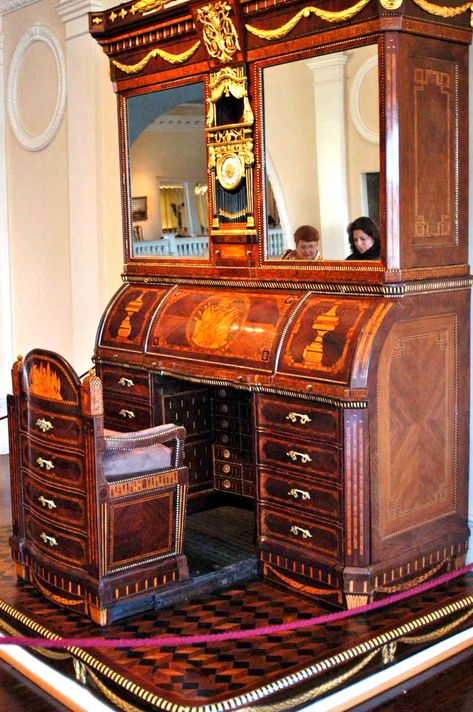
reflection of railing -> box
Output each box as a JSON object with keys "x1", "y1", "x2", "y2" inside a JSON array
[
  {"x1": 268, "y1": 227, "x2": 285, "y2": 257},
  {"x1": 133, "y1": 228, "x2": 285, "y2": 258},
  {"x1": 133, "y1": 234, "x2": 209, "y2": 258}
]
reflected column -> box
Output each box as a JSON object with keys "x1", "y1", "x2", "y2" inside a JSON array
[{"x1": 307, "y1": 54, "x2": 349, "y2": 260}]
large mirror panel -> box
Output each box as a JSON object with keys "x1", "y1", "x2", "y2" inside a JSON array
[
  {"x1": 127, "y1": 83, "x2": 208, "y2": 259},
  {"x1": 263, "y1": 44, "x2": 380, "y2": 262}
]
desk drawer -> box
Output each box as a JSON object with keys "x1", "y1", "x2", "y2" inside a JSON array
[
  {"x1": 103, "y1": 395, "x2": 153, "y2": 431},
  {"x1": 255, "y1": 396, "x2": 339, "y2": 444},
  {"x1": 21, "y1": 403, "x2": 82, "y2": 449},
  {"x1": 258, "y1": 469, "x2": 341, "y2": 522},
  {"x1": 259, "y1": 504, "x2": 342, "y2": 561},
  {"x1": 99, "y1": 365, "x2": 150, "y2": 400},
  {"x1": 258, "y1": 434, "x2": 341, "y2": 484},
  {"x1": 25, "y1": 512, "x2": 87, "y2": 569},
  {"x1": 24, "y1": 474, "x2": 86, "y2": 528},
  {"x1": 21, "y1": 436, "x2": 85, "y2": 489}
]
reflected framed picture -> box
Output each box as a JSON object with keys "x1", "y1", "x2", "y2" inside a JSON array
[{"x1": 132, "y1": 196, "x2": 147, "y2": 221}]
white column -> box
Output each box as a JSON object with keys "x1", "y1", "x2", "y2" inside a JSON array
[
  {"x1": 0, "y1": 27, "x2": 14, "y2": 453},
  {"x1": 307, "y1": 54, "x2": 349, "y2": 260},
  {"x1": 56, "y1": 0, "x2": 108, "y2": 374}
]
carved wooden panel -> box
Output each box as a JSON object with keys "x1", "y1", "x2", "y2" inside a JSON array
[{"x1": 377, "y1": 314, "x2": 457, "y2": 539}]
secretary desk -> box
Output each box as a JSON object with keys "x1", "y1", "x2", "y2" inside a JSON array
[{"x1": 88, "y1": 0, "x2": 471, "y2": 608}]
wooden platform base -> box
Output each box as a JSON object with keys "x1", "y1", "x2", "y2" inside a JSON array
[{"x1": 0, "y1": 527, "x2": 472, "y2": 711}]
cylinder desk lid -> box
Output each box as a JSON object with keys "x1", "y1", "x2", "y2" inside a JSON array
[{"x1": 96, "y1": 284, "x2": 395, "y2": 393}]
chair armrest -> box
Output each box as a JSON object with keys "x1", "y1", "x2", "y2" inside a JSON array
[{"x1": 104, "y1": 423, "x2": 186, "y2": 467}]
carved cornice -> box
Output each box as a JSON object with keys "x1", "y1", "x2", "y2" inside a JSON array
[
  {"x1": 0, "y1": 0, "x2": 38, "y2": 17},
  {"x1": 56, "y1": 0, "x2": 102, "y2": 23}
]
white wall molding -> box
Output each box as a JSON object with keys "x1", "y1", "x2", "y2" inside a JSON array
[
  {"x1": 7, "y1": 24, "x2": 66, "y2": 152},
  {"x1": 349, "y1": 55, "x2": 379, "y2": 145}
]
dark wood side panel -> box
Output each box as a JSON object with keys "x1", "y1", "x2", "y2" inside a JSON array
[{"x1": 398, "y1": 34, "x2": 468, "y2": 268}]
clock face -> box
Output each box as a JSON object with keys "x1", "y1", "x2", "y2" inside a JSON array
[{"x1": 218, "y1": 153, "x2": 242, "y2": 190}]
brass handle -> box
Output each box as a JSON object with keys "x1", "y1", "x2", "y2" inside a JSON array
[
  {"x1": 286, "y1": 450, "x2": 312, "y2": 464},
  {"x1": 35, "y1": 418, "x2": 53, "y2": 433},
  {"x1": 118, "y1": 377, "x2": 135, "y2": 388},
  {"x1": 119, "y1": 409, "x2": 135, "y2": 419},
  {"x1": 38, "y1": 495, "x2": 57, "y2": 510},
  {"x1": 286, "y1": 412, "x2": 312, "y2": 425},
  {"x1": 288, "y1": 488, "x2": 311, "y2": 501},
  {"x1": 290, "y1": 525, "x2": 312, "y2": 539},
  {"x1": 36, "y1": 457, "x2": 54, "y2": 471},
  {"x1": 40, "y1": 532, "x2": 58, "y2": 547}
]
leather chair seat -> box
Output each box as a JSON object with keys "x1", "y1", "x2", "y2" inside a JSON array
[{"x1": 103, "y1": 427, "x2": 174, "y2": 480}]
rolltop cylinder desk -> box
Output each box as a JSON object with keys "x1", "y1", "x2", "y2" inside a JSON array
[{"x1": 83, "y1": 0, "x2": 471, "y2": 609}]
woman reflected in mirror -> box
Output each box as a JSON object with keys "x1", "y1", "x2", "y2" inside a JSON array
[
  {"x1": 282, "y1": 225, "x2": 322, "y2": 261},
  {"x1": 346, "y1": 216, "x2": 381, "y2": 260}
]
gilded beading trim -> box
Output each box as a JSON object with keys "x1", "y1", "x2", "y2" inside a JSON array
[
  {"x1": 112, "y1": 41, "x2": 201, "y2": 74},
  {"x1": 245, "y1": 0, "x2": 371, "y2": 40},
  {"x1": 399, "y1": 607, "x2": 473, "y2": 644},
  {"x1": 125, "y1": 274, "x2": 473, "y2": 296}
]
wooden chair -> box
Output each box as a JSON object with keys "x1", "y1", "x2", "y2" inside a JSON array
[{"x1": 7, "y1": 349, "x2": 189, "y2": 626}]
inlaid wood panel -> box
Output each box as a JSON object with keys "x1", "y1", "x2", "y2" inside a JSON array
[
  {"x1": 97, "y1": 285, "x2": 170, "y2": 352},
  {"x1": 398, "y1": 34, "x2": 468, "y2": 267},
  {"x1": 146, "y1": 287, "x2": 303, "y2": 369},
  {"x1": 377, "y1": 313, "x2": 457, "y2": 540},
  {"x1": 276, "y1": 296, "x2": 379, "y2": 385}
]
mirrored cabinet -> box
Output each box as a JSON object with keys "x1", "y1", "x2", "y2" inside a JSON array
[{"x1": 87, "y1": 0, "x2": 471, "y2": 607}]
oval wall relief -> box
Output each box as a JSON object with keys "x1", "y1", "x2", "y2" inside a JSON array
[{"x1": 7, "y1": 24, "x2": 66, "y2": 152}]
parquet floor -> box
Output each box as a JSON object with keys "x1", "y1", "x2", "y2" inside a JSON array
[{"x1": 0, "y1": 453, "x2": 472, "y2": 711}]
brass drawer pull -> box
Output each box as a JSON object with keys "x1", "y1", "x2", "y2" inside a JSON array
[
  {"x1": 288, "y1": 488, "x2": 311, "y2": 501},
  {"x1": 286, "y1": 412, "x2": 312, "y2": 425},
  {"x1": 40, "y1": 532, "x2": 58, "y2": 547},
  {"x1": 290, "y1": 525, "x2": 312, "y2": 539},
  {"x1": 118, "y1": 377, "x2": 135, "y2": 388},
  {"x1": 36, "y1": 457, "x2": 54, "y2": 471},
  {"x1": 35, "y1": 418, "x2": 53, "y2": 433},
  {"x1": 286, "y1": 450, "x2": 312, "y2": 464},
  {"x1": 119, "y1": 409, "x2": 136, "y2": 419},
  {"x1": 38, "y1": 495, "x2": 57, "y2": 510}
]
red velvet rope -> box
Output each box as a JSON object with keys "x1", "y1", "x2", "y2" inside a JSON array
[{"x1": 0, "y1": 563, "x2": 472, "y2": 649}]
